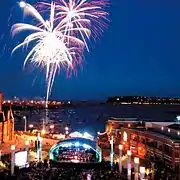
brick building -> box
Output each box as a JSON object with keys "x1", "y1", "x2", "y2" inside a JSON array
[
  {"x1": 0, "y1": 92, "x2": 14, "y2": 143},
  {"x1": 101, "y1": 118, "x2": 180, "y2": 172}
]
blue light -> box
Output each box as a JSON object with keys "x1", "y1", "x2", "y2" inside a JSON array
[
  {"x1": 83, "y1": 144, "x2": 90, "y2": 149},
  {"x1": 74, "y1": 142, "x2": 80, "y2": 147},
  {"x1": 177, "y1": 116, "x2": 180, "y2": 121}
]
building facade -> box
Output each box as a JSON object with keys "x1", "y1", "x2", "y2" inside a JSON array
[
  {"x1": 121, "y1": 126, "x2": 180, "y2": 171},
  {"x1": 0, "y1": 92, "x2": 14, "y2": 143},
  {"x1": 100, "y1": 118, "x2": 180, "y2": 172}
]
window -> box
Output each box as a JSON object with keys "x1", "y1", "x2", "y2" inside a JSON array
[
  {"x1": 123, "y1": 131, "x2": 127, "y2": 142},
  {"x1": 175, "y1": 150, "x2": 179, "y2": 158}
]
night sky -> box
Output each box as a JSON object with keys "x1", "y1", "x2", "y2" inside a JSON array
[{"x1": 0, "y1": 0, "x2": 180, "y2": 100}]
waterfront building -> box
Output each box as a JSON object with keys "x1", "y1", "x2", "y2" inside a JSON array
[
  {"x1": 99, "y1": 118, "x2": 180, "y2": 172},
  {"x1": 0, "y1": 92, "x2": 14, "y2": 143}
]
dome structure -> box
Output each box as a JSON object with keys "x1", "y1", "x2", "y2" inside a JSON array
[{"x1": 49, "y1": 137, "x2": 101, "y2": 162}]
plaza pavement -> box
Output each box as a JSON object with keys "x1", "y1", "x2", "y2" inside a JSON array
[{"x1": 0, "y1": 132, "x2": 58, "y2": 156}]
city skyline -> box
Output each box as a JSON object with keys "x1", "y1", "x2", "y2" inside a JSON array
[{"x1": 0, "y1": 0, "x2": 180, "y2": 100}]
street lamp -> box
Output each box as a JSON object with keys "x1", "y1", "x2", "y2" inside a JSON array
[
  {"x1": 127, "y1": 150, "x2": 132, "y2": 180},
  {"x1": 41, "y1": 129, "x2": 46, "y2": 135},
  {"x1": 25, "y1": 141, "x2": 29, "y2": 163},
  {"x1": 140, "y1": 166, "x2": 145, "y2": 180},
  {"x1": 23, "y1": 116, "x2": 27, "y2": 132},
  {"x1": 36, "y1": 133, "x2": 42, "y2": 162},
  {"x1": 65, "y1": 126, "x2": 69, "y2": 131},
  {"x1": 110, "y1": 136, "x2": 114, "y2": 169},
  {"x1": 11, "y1": 145, "x2": 15, "y2": 175},
  {"x1": 134, "y1": 157, "x2": 139, "y2": 180},
  {"x1": 119, "y1": 144, "x2": 123, "y2": 173},
  {"x1": 65, "y1": 127, "x2": 69, "y2": 136}
]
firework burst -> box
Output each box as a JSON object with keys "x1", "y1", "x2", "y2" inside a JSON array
[
  {"x1": 12, "y1": 2, "x2": 84, "y2": 102},
  {"x1": 12, "y1": 0, "x2": 109, "y2": 103},
  {"x1": 37, "y1": 0, "x2": 109, "y2": 51}
]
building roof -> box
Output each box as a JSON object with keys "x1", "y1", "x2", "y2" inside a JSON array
[
  {"x1": 167, "y1": 123, "x2": 180, "y2": 131},
  {"x1": 56, "y1": 137, "x2": 96, "y2": 148},
  {"x1": 1, "y1": 105, "x2": 13, "y2": 121},
  {"x1": 126, "y1": 127, "x2": 180, "y2": 142},
  {"x1": 148, "y1": 129, "x2": 180, "y2": 142}
]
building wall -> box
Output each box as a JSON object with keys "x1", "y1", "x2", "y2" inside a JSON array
[
  {"x1": 3, "y1": 121, "x2": 8, "y2": 142},
  {"x1": 100, "y1": 120, "x2": 180, "y2": 172},
  {"x1": 0, "y1": 92, "x2": 3, "y2": 112},
  {"x1": 0, "y1": 92, "x2": 15, "y2": 144},
  {"x1": 0, "y1": 123, "x2": 3, "y2": 143},
  {"x1": 9, "y1": 119, "x2": 14, "y2": 141},
  {"x1": 120, "y1": 127, "x2": 180, "y2": 172}
]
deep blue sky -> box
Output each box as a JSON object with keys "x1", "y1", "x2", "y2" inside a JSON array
[{"x1": 0, "y1": 0, "x2": 180, "y2": 100}]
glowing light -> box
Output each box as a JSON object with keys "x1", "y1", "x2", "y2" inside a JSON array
[
  {"x1": 82, "y1": 144, "x2": 90, "y2": 149},
  {"x1": 119, "y1": 144, "x2": 123, "y2": 150},
  {"x1": 69, "y1": 131, "x2": 82, "y2": 138},
  {"x1": 71, "y1": 159, "x2": 79, "y2": 163},
  {"x1": 127, "y1": 169, "x2": 131, "y2": 176},
  {"x1": 145, "y1": 168, "x2": 151, "y2": 176},
  {"x1": 15, "y1": 151, "x2": 28, "y2": 167},
  {"x1": 110, "y1": 136, "x2": 113, "y2": 144},
  {"x1": 52, "y1": 134, "x2": 65, "y2": 139},
  {"x1": 69, "y1": 131, "x2": 94, "y2": 140},
  {"x1": 41, "y1": 129, "x2": 46, "y2": 135},
  {"x1": 12, "y1": 2, "x2": 84, "y2": 103},
  {"x1": 65, "y1": 127, "x2": 69, "y2": 131},
  {"x1": 39, "y1": 0, "x2": 109, "y2": 51},
  {"x1": 49, "y1": 140, "x2": 101, "y2": 162},
  {"x1": 12, "y1": 1, "x2": 109, "y2": 103},
  {"x1": 25, "y1": 140, "x2": 29, "y2": 146},
  {"x1": 97, "y1": 131, "x2": 107, "y2": 135},
  {"x1": 177, "y1": 116, "x2": 180, "y2": 121},
  {"x1": 161, "y1": 126, "x2": 164, "y2": 131},
  {"x1": 83, "y1": 132, "x2": 94, "y2": 140},
  {"x1": 29, "y1": 124, "x2": 34, "y2": 128},
  {"x1": 37, "y1": 132, "x2": 41, "y2": 139},
  {"x1": 19, "y1": 1, "x2": 26, "y2": 8},
  {"x1": 74, "y1": 142, "x2": 80, "y2": 147},
  {"x1": 11, "y1": 145, "x2": 15, "y2": 151},
  {"x1": 134, "y1": 157, "x2": 139, "y2": 164},
  {"x1": 123, "y1": 131, "x2": 127, "y2": 142},
  {"x1": 127, "y1": 150, "x2": 131, "y2": 156},
  {"x1": 140, "y1": 166, "x2": 145, "y2": 174},
  {"x1": 50, "y1": 125, "x2": 54, "y2": 129}
]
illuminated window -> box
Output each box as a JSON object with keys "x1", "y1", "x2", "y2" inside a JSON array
[{"x1": 123, "y1": 131, "x2": 127, "y2": 142}]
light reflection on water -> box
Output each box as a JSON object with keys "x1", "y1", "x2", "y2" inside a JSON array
[{"x1": 14, "y1": 104, "x2": 180, "y2": 136}]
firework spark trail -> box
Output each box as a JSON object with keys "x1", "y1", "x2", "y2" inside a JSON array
[
  {"x1": 38, "y1": 0, "x2": 109, "y2": 51},
  {"x1": 12, "y1": 0, "x2": 109, "y2": 104},
  {"x1": 12, "y1": 2, "x2": 84, "y2": 103}
]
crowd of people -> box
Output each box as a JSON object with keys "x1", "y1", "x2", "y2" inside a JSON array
[
  {"x1": 57, "y1": 147, "x2": 96, "y2": 162},
  {"x1": 0, "y1": 161, "x2": 128, "y2": 180}
]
